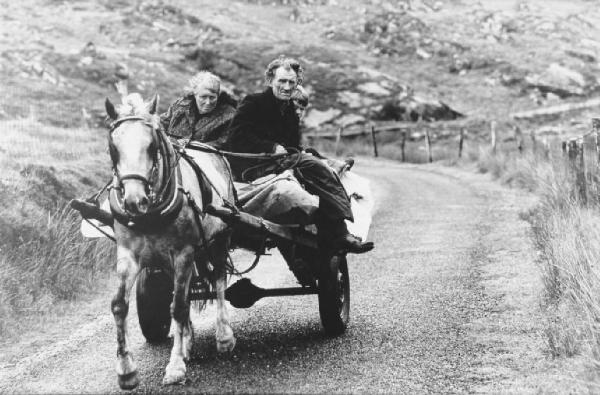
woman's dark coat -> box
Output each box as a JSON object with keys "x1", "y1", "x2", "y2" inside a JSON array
[{"x1": 160, "y1": 91, "x2": 237, "y2": 147}]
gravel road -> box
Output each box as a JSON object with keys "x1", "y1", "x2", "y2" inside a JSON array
[{"x1": 1, "y1": 160, "x2": 560, "y2": 394}]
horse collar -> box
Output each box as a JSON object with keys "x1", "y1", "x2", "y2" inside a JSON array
[{"x1": 109, "y1": 165, "x2": 184, "y2": 230}]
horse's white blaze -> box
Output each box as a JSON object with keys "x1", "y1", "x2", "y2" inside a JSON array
[{"x1": 113, "y1": 123, "x2": 154, "y2": 179}]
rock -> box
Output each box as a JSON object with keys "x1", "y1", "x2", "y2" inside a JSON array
[
  {"x1": 357, "y1": 82, "x2": 391, "y2": 97},
  {"x1": 449, "y1": 55, "x2": 495, "y2": 73},
  {"x1": 81, "y1": 41, "x2": 97, "y2": 56},
  {"x1": 356, "y1": 66, "x2": 398, "y2": 82},
  {"x1": 581, "y1": 38, "x2": 600, "y2": 49},
  {"x1": 565, "y1": 48, "x2": 596, "y2": 63},
  {"x1": 304, "y1": 108, "x2": 342, "y2": 129},
  {"x1": 337, "y1": 91, "x2": 376, "y2": 108},
  {"x1": 416, "y1": 47, "x2": 432, "y2": 59},
  {"x1": 334, "y1": 114, "x2": 366, "y2": 127},
  {"x1": 545, "y1": 92, "x2": 561, "y2": 103},
  {"x1": 115, "y1": 62, "x2": 129, "y2": 80},
  {"x1": 525, "y1": 63, "x2": 588, "y2": 97},
  {"x1": 375, "y1": 93, "x2": 463, "y2": 122},
  {"x1": 78, "y1": 56, "x2": 93, "y2": 67}
]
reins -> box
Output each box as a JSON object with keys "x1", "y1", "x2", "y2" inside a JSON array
[{"x1": 184, "y1": 141, "x2": 302, "y2": 184}]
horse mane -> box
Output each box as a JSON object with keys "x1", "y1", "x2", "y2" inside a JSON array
[
  {"x1": 117, "y1": 93, "x2": 149, "y2": 117},
  {"x1": 113, "y1": 92, "x2": 160, "y2": 131}
]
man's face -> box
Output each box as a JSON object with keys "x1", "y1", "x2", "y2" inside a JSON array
[
  {"x1": 194, "y1": 86, "x2": 218, "y2": 114},
  {"x1": 270, "y1": 67, "x2": 298, "y2": 101}
]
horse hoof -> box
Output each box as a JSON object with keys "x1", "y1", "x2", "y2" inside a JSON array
[
  {"x1": 163, "y1": 361, "x2": 186, "y2": 385},
  {"x1": 118, "y1": 370, "x2": 140, "y2": 390},
  {"x1": 216, "y1": 335, "x2": 236, "y2": 353}
]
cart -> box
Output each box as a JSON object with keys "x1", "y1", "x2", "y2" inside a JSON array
[{"x1": 71, "y1": 192, "x2": 354, "y2": 342}]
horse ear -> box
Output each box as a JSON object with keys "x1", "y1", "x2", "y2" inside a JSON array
[
  {"x1": 105, "y1": 98, "x2": 118, "y2": 120},
  {"x1": 147, "y1": 94, "x2": 159, "y2": 115}
]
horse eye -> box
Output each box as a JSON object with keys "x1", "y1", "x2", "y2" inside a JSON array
[{"x1": 147, "y1": 142, "x2": 156, "y2": 155}]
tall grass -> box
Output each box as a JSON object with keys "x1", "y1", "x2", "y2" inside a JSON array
[
  {"x1": 0, "y1": 116, "x2": 114, "y2": 338},
  {"x1": 476, "y1": 143, "x2": 600, "y2": 364},
  {"x1": 0, "y1": 206, "x2": 115, "y2": 337}
]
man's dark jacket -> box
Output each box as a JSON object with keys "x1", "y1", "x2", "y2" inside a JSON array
[
  {"x1": 226, "y1": 88, "x2": 300, "y2": 153},
  {"x1": 224, "y1": 88, "x2": 353, "y2": 224}
]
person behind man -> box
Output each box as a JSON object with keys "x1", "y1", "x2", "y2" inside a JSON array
[
  {"x1": 160, "y1": 71, "x2": 237, "y2": 146},
  {"x1": 291, "y1": 85, "x2": 309, "y2": 122},
  {"x1": 226, "y1": 56, "x2": 374, "y2": 254}
]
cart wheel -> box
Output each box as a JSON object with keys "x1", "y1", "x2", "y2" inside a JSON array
[
  {"x1": 318, "y1": 254, "x2": 350, "y2": 335},
  {"x1": 136, "y1": 268, "x2": 173, "y2": 343}
]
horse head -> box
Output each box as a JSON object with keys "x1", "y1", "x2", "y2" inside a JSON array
[{"x1": 105, "y1": 93, "x2": 160, "y2": 216}]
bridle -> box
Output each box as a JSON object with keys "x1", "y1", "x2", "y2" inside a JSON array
[
  {"x1": 107, "y1": 114, "x2": 183, "y2": 225},
  {"x1": 108, "y1": 115, "x2": 160, "y2": 201}
]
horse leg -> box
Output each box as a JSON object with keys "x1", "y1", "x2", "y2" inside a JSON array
[
  {"x1": 112, "y1": 245, "x2": 141, "y2": 390},
  {"x1": 163, "y1": 245, "x2": 194, "y2": 385},
  {"x1": 212, "y1": 237, "x2": 236, "y2": 353}
]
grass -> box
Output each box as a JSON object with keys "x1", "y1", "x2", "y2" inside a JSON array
[
  {"x1": 0, "y1": 207, "x2": 115, "y2": 338},
  {"x1": 0, "y1": 114, "x2": 114, "y2": 338},
  {"x1": 475, "y1": 140, "x2": 600, "y2": 367}
]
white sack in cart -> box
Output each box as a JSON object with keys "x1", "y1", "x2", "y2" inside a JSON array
[
  {"x1": 340, "y1": 171, "x2": 373, "y2": 242},
  {"x1": 80, "y1": 198, "x2": 114, "y2": 238}
]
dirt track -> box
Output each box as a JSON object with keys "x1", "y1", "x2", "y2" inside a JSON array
[{"x1": 0, "y1": 160, "x2": 579, "y2": 394}]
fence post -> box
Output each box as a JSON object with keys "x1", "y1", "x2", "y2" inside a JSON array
[
  {"x1": 568, "y1": 138, "x2": 587, "y2": 204},
  {"x1": 401, "y1": 130, "x2": 407, "y2": 162},
  {"x1": 579, "y1": 138, "x2": 588, "y2": 204},
  {"x1": 531, "y1": 130, "x2": 537, "y2": 154},
  {"x1": 594, "y1": 118, "x2": 600, "y2": 166},
  {"x1": 588, "y1": 132, "x2": 599, "y2": 202},
  {"x1": 514, "y1": 125, "x2": 523, "y2": 154},
  {"x1": 370, "y1": 125, "x2": 378, "y2": 158},
  {"x1": 458, "y1": 128, "x2": 465, "y2": 159},
  {"x1": 425, "y1": 127, "x2": 433, "y2": 163},
  {"x1": 334, "y1": 125, "x2": 343, "y2": 156},
  {"x1": 542, "y1": 136, "x2": 550, "y2": 159},
  {"x1": 490, "y1": 121, "x2": 497, "y2": 154}
]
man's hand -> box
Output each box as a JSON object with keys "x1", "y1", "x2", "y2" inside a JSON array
[{"x1": 274, "y1": 144, "x2": 287, "y2": 154}]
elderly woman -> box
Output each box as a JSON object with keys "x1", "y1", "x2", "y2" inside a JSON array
[{"x1": 160, "y1": 71, "x2": 237, "y2": 147}]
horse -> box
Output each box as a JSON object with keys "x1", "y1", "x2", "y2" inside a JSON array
[{"x1": 104, "y1": 92, "x2": 236, "y2": 389}]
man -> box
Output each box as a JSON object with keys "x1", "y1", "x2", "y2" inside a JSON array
[
  {"x1": 160, "y1": 71, "x2": 237, "y2": 146},
  {"x1": 226, "y1": 56, "x2": 373, "y2": 254}
]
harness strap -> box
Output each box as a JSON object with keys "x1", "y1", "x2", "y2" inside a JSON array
[
  {"x1": 109, "y1": 166, "x2": 184, "y2": 229},
  {"x1": 179, "y1": 153, "x2": 214, "y2": 211},
  {"x1": 119, "y1": 173, "x2": 151, "y2": 185}
]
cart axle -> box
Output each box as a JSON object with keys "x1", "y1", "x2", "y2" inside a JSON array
[{"x1": 189, "y1": 278, "x2": 317, "y2": 308}]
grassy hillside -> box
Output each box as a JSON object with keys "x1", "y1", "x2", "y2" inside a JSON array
[{"x1": 4, "y1": 0, "x2": 600, "y2": 134}]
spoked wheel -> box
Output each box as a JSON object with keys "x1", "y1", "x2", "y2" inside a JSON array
[
  {"x1": 136, "y1": 267, "x2": 173, "y2": 343},
  {"x1": 318, "y1": 254, "x2": 350, "y2": 335}
]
